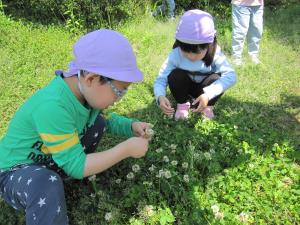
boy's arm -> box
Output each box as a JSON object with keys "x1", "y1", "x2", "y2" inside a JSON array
[
  {"x1": 83, "y1": 137, "x2": 148, "y2": 177},
  {"x1": 105, "y1": 112, "x2": 137, "y2": 137}
]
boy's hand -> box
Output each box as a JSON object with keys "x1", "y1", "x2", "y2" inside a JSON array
[
  {"x1": 124, "y1": 137, "x2": 149, "y2": 158},
  {"x1": 158, "y1": 96, "x2": 175, "y2": 116},
  {"x1": 132, "y1": 122, "x2": 153, "y2": 138},
  {"x1": 191, "y1": 93, "x2": 209, "y2": 113}
]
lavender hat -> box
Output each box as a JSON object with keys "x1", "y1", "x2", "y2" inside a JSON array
[
  {"x1": 175, "y1": 10, "x2": 216, "y2": 44},
  {"x1": 63, "y1": 29, "x2": 143, "y2": 82}
]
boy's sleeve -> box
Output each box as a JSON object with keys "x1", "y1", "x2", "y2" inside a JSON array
[
  {"x1": 203, "y1": 46, "x2": 237, "y2": 100},
  {"x1": 32, "y1": 101, "x2": 86, "y2": 179},
  {"x1": 106, "y1": 113, "x2": 136, "y2": 138},
  {"x1": 153, "y1": 53, "x2": 177, "y2": 103}
]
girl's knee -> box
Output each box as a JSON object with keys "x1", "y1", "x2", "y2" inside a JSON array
[{"x1": 168, "y1": 69, "x2": 190, "y2": 83}]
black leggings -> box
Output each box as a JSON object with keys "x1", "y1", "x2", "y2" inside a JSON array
[{"x1": 167, "y1": 68, "x2": 223, "y2": 106}]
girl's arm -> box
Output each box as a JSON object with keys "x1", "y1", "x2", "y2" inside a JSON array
[
  {"x1": 203, "y1": 46, "x2": 237, "y2": 100},
  {"x1": 153, "y1": 54, "x2": 176, "y2": 103}
]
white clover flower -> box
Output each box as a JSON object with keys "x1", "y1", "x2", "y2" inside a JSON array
[
  {"x1": 163, "y1": 156, "x2": 169, "y2": 163},
  {"x1": 156, "y1": 148, "x2": 163, "y2": 153},
  {"x1": 234, "y1": 125, "x2": 238, "y2": 129},
  {"x1": 209, "y1": 148, "x2": 215, "y2": 154},
  {"x1": 170, "y1": 144, "x2": 177, "y2": 150},
  {"x1": 142, "y1": 181, "x2": 153, "y2": 186},
  {"x1": 132, "y1": 164, "x2": 140, "y2": 173},
  {"x1": 258, "y1": 138, "x2": 264, "y2": 143},
  {"x1": 164, "y1": 170, "x2": 172, "y2": 179},
  {"x1": 182, "y1": 162, "x2": 189, "y2": 169},
  {"x1": 248, "y1": 163, "x2": 255, "y2": 169},
  {"x1": 90, "y1": 193, "x2": 96, "y2": 198},
  {"x1": 239, "y1": 212, "x2": 249, "y2": 222},
  {"x1": 148, "y1": 164, "x2": 156, "y2": 172},
  {"x1": 193, "y1": 153, "x2": 200, "y2": 158},
  {"x1": 88, "y1": 175, "x2": 96, "y2": 182},
  {"x1": 143, "y1": 205, "x2": 155, "y2": 217},
  {"x1": 171, "y1": 150, "x2": 176, "y2": 154},
  {"x1": 214, "y1": 211, "x2": 224, "y2": 220},
  {"x1": 171, "y1": 160, "x2": 178, "y2": 166},
  {"x1": 145, "y1": 124, "x2": 154, "y2": 140},
  {"x1": 105, "y1": 212, "x2": 112, "y2": 221},
  {"x1": 156, "y1": 169, "x2": 165, "y2": 178},
  {"x1": 211, "y1": 205, "x2": 219, "y2": 214},
  {"x1": 115, "y1": 179, "x2": 121, "y2": 184},
  {"x1": 127, "y1": 172, "x2": 135, "y2": 180},
  {"x1": 183, "y1": 174, "x2": 189, "y2": 183},
  {"x1": 204, "y1": 152, "x2": 212, "y2": 160}
]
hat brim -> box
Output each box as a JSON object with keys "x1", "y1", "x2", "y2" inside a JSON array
[{"x1": 86, "y1": 67, "x2": 144, "y2": 83}]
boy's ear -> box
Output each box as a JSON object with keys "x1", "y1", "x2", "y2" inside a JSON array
[{"x1": 84, "y1": 73, "x2": 101, "y2": 87}]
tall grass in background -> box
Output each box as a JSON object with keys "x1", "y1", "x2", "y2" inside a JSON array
[{"x1": 0, "y1": 3, "x2": 299, "y2": 225}]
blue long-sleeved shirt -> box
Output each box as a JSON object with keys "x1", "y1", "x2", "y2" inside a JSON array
[{"x1": 153, "y1": 46, "x2": 237, "y2": 101}]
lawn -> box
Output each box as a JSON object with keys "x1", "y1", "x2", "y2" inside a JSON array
[{"x1": 0, "y1": 4, "x2": 299, "y2": 225}]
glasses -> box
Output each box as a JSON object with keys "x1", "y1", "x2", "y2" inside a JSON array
[{"x1": 105, "y1": 79, "x2": 127, "y2": 99}]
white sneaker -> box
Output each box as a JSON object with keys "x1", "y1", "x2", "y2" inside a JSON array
[{"x1": 249, "y1": 55, "x2": 261, "y2": 65}]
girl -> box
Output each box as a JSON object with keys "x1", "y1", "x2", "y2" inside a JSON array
[
  {"x1": 154, "y1": 9, "x2": 237, "y2": 120},
  {"x1": 0, "y1": 29, "x2": 151, "y2": 225}
]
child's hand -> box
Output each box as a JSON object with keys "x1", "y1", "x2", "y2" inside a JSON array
[
  {"x1": 159, "y1": 96, "x2": 175, "y2": 116},
  {"x1": 191, "y1": 93, "x2": 209, "y2": 113},
  {"x1": 132, "y1": 122, "x2": 153, "y2": 139},
  {"x1": 124, "y1": 137, "x2": 149, "y2": 158}
]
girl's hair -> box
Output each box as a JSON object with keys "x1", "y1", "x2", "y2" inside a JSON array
[{"x1": 172, "y1": 36, "x2": 217, "y2": 66}]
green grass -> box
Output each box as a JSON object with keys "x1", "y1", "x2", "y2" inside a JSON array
[{"x1": 0, "y1": 5, "x2": 299, "y2": 225}]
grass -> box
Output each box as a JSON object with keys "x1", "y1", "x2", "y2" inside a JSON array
[{"x1": 0, "y1": 5, "x2": 299, "y2": 225}]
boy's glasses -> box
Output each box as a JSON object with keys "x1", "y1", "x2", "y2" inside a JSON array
[{"x1": 105, "y1": 79, "x2": 127, "y2": 99}]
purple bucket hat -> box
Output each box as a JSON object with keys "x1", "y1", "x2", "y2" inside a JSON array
[
  {"x1": 63, "y1": 29, "x2": 143, "y2": 82},
  {"x1": 175, "y1": 9, "x2": 216, "y2": 44}
]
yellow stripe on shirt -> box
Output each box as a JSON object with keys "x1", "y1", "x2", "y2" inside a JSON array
[
  {"x1": 40, "y1": 133, "x2": 80, "y2": 154},
  {"x1": 40, "y1": 132, "x2": 75, "y2": 142}
]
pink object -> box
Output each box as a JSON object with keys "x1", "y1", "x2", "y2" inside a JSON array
[
  {"x1": 202, "y1": 106, "x2": 215, "y2": 119},
  {"x1": 175, "y1": 102, "x2": 190, "y2": 120}
]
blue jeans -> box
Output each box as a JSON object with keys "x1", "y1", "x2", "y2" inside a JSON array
[
  {"x1": 0, "y1": 114, "x2": 106, "y2": 225},
  {"x1": 154, "y1": 0, "x2": 175, "y2": 18},
  {"x1": 232, "y1": 4, "x2": 264, "y2": 59}
]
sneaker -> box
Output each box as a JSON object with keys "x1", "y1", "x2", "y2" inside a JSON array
[
  {"x1": 202, "y1": 106, "x2": 215, "y2": 119},
  {"x1": 249, "y1": 55, "x2": 261, "y2": 65},
  {"x1": 175, "y1": 102, "x2": 190, "y2": 120},
  {"x1": 232, "y1": 57, "x2": 242, "y2": 66}
]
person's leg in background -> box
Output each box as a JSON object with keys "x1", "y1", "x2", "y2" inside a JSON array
[
  {"x1": 232, "y1": 4, "x2": 251, "y2": 65},
  {"x1": 0, "y1": 165, "x2": 68, "y2": 225},
  {"x1": 247, "y1": 5, "x2": 264, "y2": 64},
  {"x1": 166, "y1": 0, "x2": 175, "y2": 18},
  {"x1": 152, "y1": 1, "x2": 167, "y2": 17}
]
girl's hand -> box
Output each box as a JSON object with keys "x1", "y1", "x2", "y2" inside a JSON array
[
  {"x1": 132, "y1": 122, "x2": 153, "y2": 138},
  {"x1": 191, "y1": 93, "x2": 209, "y2": 113},
  {"x1": 124, "y1": 137, "x2": 149, "y2": 158},
  {"x1": 158, "y1": 96, "x2": 175, "y2": 116}
]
